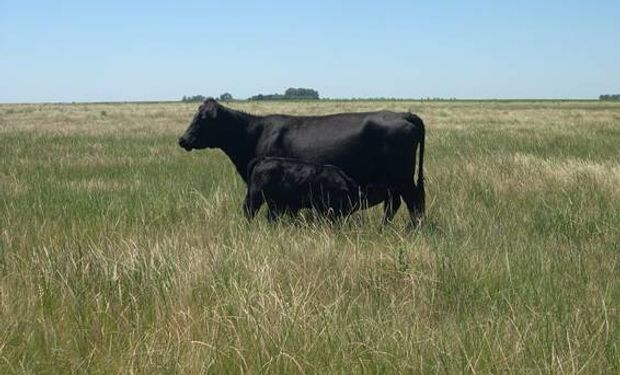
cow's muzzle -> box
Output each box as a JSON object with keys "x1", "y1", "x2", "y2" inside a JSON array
[{"x1": 178, "y1": 137, "x2": 193, "y2": 151}]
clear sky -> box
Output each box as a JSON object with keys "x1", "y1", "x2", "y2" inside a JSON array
[{"x1": 1, "y1": 0, "x2": 618, "y2": 102}]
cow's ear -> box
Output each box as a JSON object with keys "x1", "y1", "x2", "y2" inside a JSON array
[
  {"x1": 201, "y1": 100, "x2": 218, "y2": 119},
  {"x1": 207, "y1": 106, "x2": 218, "y2": 118}
]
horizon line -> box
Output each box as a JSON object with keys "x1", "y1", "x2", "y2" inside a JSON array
[{"x1": 0, "y1": 97, "x2": 609, "y2": 105}]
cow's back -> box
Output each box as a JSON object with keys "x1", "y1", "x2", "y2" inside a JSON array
[{"x1": 255, "y1": 111, "x2": 418, "y2": 186}]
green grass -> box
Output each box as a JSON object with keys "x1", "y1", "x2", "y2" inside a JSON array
[{"x1": 1, "y1": 100, "x2": 619, "y2": 373}]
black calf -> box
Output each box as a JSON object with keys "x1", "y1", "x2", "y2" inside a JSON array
[{"x1": 244, "y1": 157, "x2": 380, "y2": 221}]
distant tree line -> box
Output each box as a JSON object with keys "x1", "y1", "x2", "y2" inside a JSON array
[
  {"x1": 181, "y1": 89, "x2": 319, "y2": 102},
  {"x1": 250, "y1": 88, "x2": 319, "y2": 101},
  {"x1": 599, "y1": 94, "x2": 620, "y2": 101},
  {"x1": 181, "y1": 95, "x2": 207, "y2": 102},
  {"x1": 179, "y1": 91, "x2": 500, "y2": 102},
  {"x1": 181, "y1": 93, "x2": 234, "y2": 102}
]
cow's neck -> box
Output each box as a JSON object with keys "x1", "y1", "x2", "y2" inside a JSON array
[{"x1": 216, "y1": 109, "x2": 262, "y2": 183}]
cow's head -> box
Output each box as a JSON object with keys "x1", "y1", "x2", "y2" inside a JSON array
[{"x1": 178, "y1": 98, "x2": 224, "y2": 151}]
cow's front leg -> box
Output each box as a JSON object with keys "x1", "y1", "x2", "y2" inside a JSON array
[
  {"x1": 266, "y1": 202, "x2": 291, "y2": 222},
  {"x1": 243, "y1": 190, "x2": 263, "y2": 220},
  {"x1": 266, "y1": 205, "x2": 282, "y2": 222}
]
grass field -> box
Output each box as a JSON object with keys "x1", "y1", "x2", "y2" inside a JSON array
[{"x1": 1, "y1": 100, "x2": 619, "y2": 373}]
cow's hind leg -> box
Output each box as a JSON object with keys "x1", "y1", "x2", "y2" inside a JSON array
[
  {"x1": 382, "y1": 190, "x2": 401, "y2": 224},
  {"x1": 388, "y1": 139, "x2": 424, "y2": 226},
  {"x1": 398, "y1": 182, "x2": 424, "y2": 227}
]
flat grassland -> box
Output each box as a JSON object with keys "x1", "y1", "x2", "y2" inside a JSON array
[{"x1": 1, "y1": 100, "x2": 619, "y2": 373}]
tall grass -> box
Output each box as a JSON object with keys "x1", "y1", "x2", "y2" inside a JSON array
[{"x1": 1, "y1": 100, "x2": 619, "y2": 373}]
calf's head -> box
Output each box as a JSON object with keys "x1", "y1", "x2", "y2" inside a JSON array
[{"x1": 178, "y1": 98, "x2": 225, "y2": 151}]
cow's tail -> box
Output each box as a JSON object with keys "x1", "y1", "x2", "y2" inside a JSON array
[
  {"x1": 417, "y1": 121, "x2": 425, "y2": 213},
  {"x1": 409, "y1": 113, "x2": 425, "y2": 215}
]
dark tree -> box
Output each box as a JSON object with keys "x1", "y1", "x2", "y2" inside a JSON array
[
  {"x1": 219, "y1": 93, "x2": 233, "y2": 101},
  {"x1": 600, "y1": 94, "x2": 620, "y2": 101},
  {"x1": 284, "y1": 88, "x2": 320, "y2": 99}
]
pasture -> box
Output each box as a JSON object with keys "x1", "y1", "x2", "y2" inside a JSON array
[{"x1": 1, "y1": 100, "x2": 619, "y2": 373}]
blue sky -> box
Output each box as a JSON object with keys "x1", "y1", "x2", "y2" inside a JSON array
[{"x1": 1, "y1": 0, "x2": 618, "y2": 102}]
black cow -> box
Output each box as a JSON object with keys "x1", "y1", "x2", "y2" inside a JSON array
[
  {"x1": 178, "y1": 98, "x2": 425, "y2": 224},
  {"x1": 245, "y1": 157, "x2": 383, "y2": 220}
]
